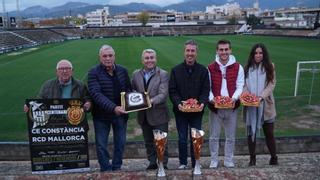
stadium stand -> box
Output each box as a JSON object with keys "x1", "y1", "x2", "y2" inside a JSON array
[
  {"x1": 1, "y1": 29, "x2": 65, "y2": 54},
  {"x1": 51, "y1": 25, "x2": 241, "y2": 38},
  {"x1": 50, "y1": 28, "x2": 82, "y2": 39},
  {"x1": 1, "y1": 25, "x2": 319, "y2": 54},
  {"x1": 12, "y1": 29, "x2": 65, "y2": 44},
  {"x1": 0, "y1": 31, "x2": 36, "y2": 53}
]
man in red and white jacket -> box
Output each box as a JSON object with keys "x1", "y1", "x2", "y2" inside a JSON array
[{"x1": 207, "y1": 39, "x2": 244, "y2": 168}]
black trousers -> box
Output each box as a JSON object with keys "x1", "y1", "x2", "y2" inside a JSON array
[{"x1": 141, "y1": 118, "x2": 169, "y2": 166}]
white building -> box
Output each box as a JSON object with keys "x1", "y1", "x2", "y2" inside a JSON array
[
  {"x1": 205, "y1": 3, "x2": 241, "y2": 16},
  {"x1": 86, "y1": 7, "x2": 110, "y2": 27},
  {"x1": 165, "y1": 9, "x2": 184, "y2": 22},
  {"x1": 244, "y1": 0, "x2": 260, "y2": 18},
  {"x1": 244, "y1": 8, "x2": 260, "y2": 17},
  {"x1": 261, "y1": 7, "x2": 319, "y2": 28}
]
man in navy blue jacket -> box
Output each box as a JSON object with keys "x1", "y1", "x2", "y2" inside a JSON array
[{"x1": 88, "y1": 45, "x2": 131, "y2": 172}]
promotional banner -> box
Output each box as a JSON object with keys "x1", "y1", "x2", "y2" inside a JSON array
[
  {"x1": 10, "y1": 17, "x2": 16, "y2": 27},
  {"x1": 26, "y1": 99, "x2": 90, "y2": 174}
]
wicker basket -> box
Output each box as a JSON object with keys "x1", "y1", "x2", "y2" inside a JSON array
[
  {"x1": 180, "y1": 106, "x2": 203, "y2": 112},
  {"x1": 241, "y1": 100, "x2": 260, "y2": 107},
  {"x1": 240, "y1": 93, "x2": 260, "y2": 107},
  {"x1": 214, "y1": 103, "x2": 235, "y2": 109}
]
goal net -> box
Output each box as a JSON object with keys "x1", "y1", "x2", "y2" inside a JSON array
[
  {"x1": 294, "y1": 61, "x2": 320, "y2": 103},
  {"x1": 151, "y1": 30, "x2": 171, "y2": 37}
]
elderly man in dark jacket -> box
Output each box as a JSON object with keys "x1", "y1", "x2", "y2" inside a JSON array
[
  {"x1": 87, "y1": 44, "x2": 131, "y2": 172},
  {"x1": 169, "y1": 40, "x2": 210, "y2": 169},
  {"x1": 24, "y1": 59, "x2": 91, "y2": 111}
]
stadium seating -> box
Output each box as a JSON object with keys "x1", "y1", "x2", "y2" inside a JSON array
[
  {"x1": 0, "y1": 29, "x2": 65, "y2": 54},
  {"x1": 49, "y1": 25, "x2": 241, "y2": 38},
  {"x1": 50, "y1": 28, "x2": 82, "y2": 39},
  {"x1": 12, "y1": 29, "x2": 65, "y2": 44},
  {"x1": 2, "y1": 25, "x2": 319, "y2": 54},
  {"x1": 0, "y1": 31, "x2": 35, "y2": 53}
]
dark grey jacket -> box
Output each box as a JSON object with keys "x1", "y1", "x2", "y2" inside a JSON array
[{"x1": 37, "y1": 77, "x2": 90, "y2": 101}]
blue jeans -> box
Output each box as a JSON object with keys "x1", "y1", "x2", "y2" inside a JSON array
[
  {"x1": 93, "y1": 116, "x2": 127, "y2": 171},
  {"x1": 174, "y1": 112, "x2": 202, "y2": 168}
]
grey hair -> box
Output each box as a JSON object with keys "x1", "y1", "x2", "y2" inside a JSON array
[
  {"x1": 99, "y1": 44, "x2": 115, "y2": 55},
  {"x1": 185, "y1": 39, "x2": 198, "y2": 50},
  {"x1": 141, "y1": 48, "x2": 156, "y2": 60},
  {"x1": 56, "y1": 59, "x2": 73, "y2": 69}
]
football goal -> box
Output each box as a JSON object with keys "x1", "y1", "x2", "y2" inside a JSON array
[
  {"x1": 151, "y1": 30, "x2": 171, "y2": 37},
  {"x1": 294, "y1": 61, "x2": 320, "y2": 104}
]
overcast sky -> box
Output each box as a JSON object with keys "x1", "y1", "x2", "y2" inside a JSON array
[{"x1": 2, "y1": 0, "x2": 185, "y2": 12}]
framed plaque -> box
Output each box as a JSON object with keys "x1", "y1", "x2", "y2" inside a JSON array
[{"x1": 121, "y1": 92, "x2": 152, "y2": 113}]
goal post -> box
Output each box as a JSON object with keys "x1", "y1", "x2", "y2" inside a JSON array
[
  {"x1": 151, "y1": 30, "x2": 171, "y2": 37},
  {"x1": 294, "y1": 61, "x2": 320, "y2": 103}
]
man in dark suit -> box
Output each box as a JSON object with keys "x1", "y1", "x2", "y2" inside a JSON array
[{"x1": 131, "y1": 49, "x2": 170, "y2": 170}]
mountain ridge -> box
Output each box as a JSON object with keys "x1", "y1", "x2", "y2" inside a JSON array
[{"x1": 3, "y1": 0, "x2": 318, "y2": 18}]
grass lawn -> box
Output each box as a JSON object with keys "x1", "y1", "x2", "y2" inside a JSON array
[{"x1": 0, "y1": 35, "x2": 319, "y2": 141}]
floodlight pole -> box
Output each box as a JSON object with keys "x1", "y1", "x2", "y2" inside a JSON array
[
  {"x1": 2, "y1": 0, "x2": 6, "y2": 28},
  {"x1": 1, "y1": 0, "x2": 5, "y2": 15},
  {"x1": 16, "y1": 0, "x2": 20, "y2": 28}
]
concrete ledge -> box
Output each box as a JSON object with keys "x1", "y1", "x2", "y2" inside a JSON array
[
  {"x1": 1, "y1": 153, "x2": 320, "y2": 179},
  {"x1": 0, "y1": 135, "x2": 320, "y2": 161},
  {"x1": 3, "y1": 168, "x2": 319, "y2": 180}
]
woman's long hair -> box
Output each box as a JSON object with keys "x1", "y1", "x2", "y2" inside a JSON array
[{"x1": 244, "y1": 43, "x2": 274, "y2": 84}]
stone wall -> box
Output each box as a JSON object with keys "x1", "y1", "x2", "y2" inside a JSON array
[
  {"x1": 1, "y1": 135, "x2": 319, "y2": 161},
  {"x1": 252, "y1": 28, "x2": 318, "y2": 37},
  {"x1": 52, "y1": 25, "x2": 240, "y2": 38}
]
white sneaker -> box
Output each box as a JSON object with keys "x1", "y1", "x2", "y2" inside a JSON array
[
  {"x1": 209, "y1": 161, "x2": 218, "y2": 168},
  {"x1": 224, "y1": 161, "x2": 235, "y2": 168},
  {"x1": 178, "y1": 164, "x2": 188, "y2": 169}
]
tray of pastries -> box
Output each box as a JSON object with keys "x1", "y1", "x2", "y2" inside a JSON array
[
  {"x1": 214, "y1": 96, "x2": 234, "y2": 109},
  {"x1": 180, "y1": 98, "x2": 203, "y2": 112},
  {"x1": 240, "y1": 92, "x2": 260, "y2": 107}
]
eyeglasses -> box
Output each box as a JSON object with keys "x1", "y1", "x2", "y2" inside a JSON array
[
  {"x1": 58, "y1": 67, "x2": 72, "y2": 71},
  {"x1": 218, "y1": 48, "x2": 229, "y2": 51},
  {"x1": 102, "y1": 54, "x2": 114, "y2": 58},
  {"x1": 144, "y1": 56, "x2": 154, "y2": 60}
]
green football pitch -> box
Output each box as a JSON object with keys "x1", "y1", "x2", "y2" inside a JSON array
[{"x1": 0, "y1": 35, "x2": 319, "y2": 141}]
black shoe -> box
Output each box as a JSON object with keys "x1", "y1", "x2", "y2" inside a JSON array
[
  {"x1": 249, "y1": 156, "x2": 256, "y2": 166},
  {"x1": 164, "y1": 165, "x2": 168, "y2": 170},
  {"x1": 146, "y1": 164, "x2": 158, "y2": 170},
  {"x1": 112, "y1": 168, "x2": 121, "y2": 171},
  {"x1": 269, "y1": 156, "x2": 278, "y2": 165}
]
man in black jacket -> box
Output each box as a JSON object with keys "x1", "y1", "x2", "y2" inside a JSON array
[{"x1": 169, "y1": 40, "x2": 210, "y2": 169}]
